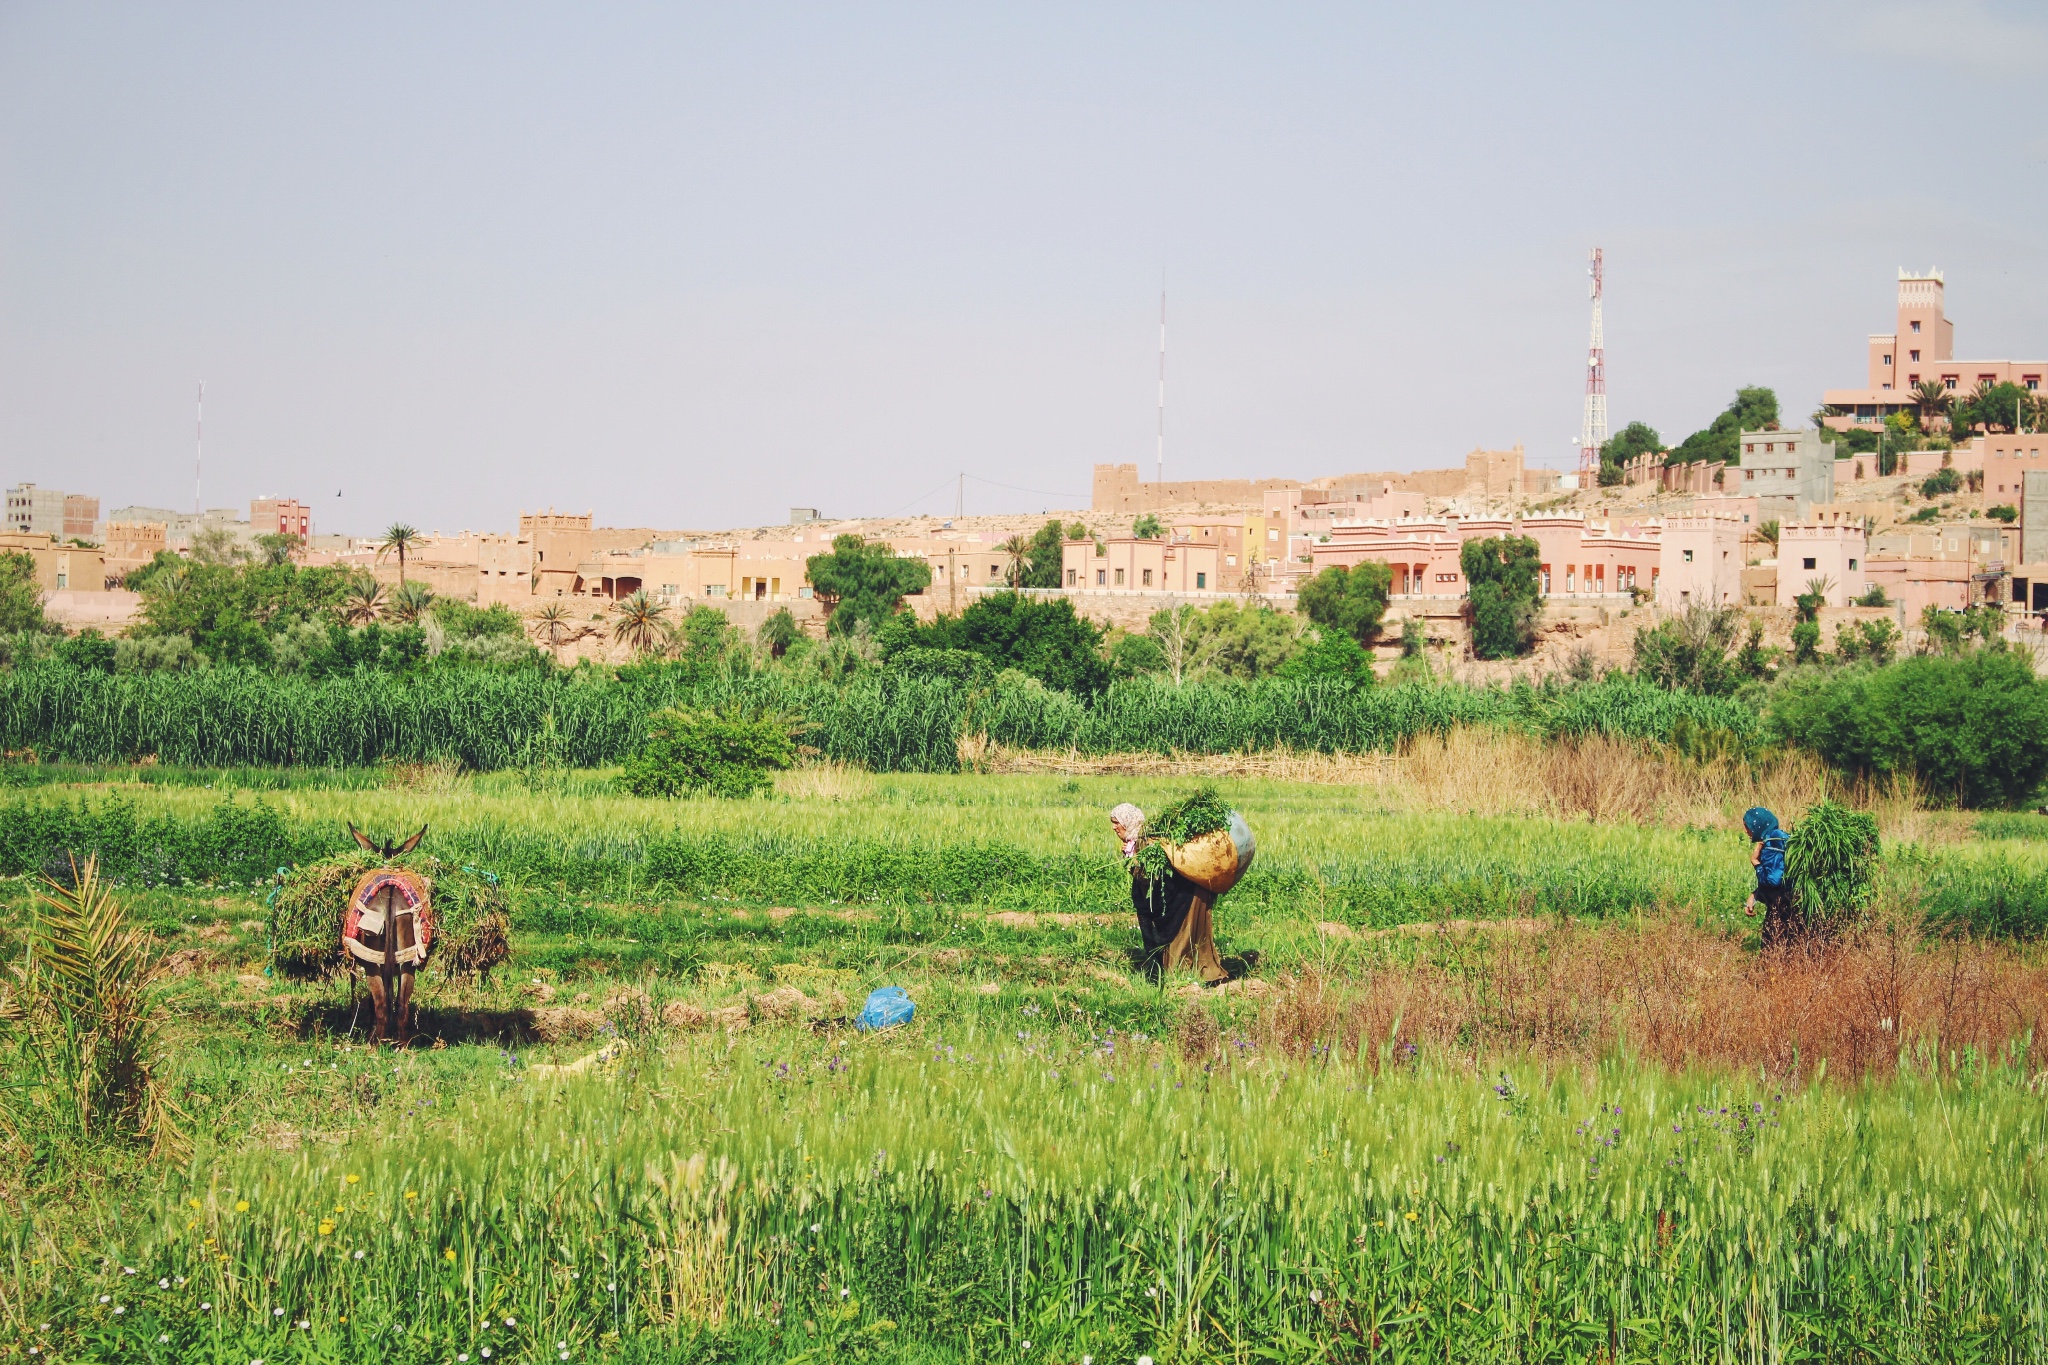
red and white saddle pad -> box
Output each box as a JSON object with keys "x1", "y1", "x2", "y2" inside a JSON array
[{"x1": 341, "y1": 868, "x2": 435, "y2": 968}]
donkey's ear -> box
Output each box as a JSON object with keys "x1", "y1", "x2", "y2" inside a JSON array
[
  {"x1": 349, "y1": 822, "x2": 379, "y2": 854},
  {"x1": 395, "y1": 824, "x2": 428, "y2": 856}
]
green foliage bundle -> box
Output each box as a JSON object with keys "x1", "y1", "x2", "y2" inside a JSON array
[
  {"x1": 806, "y1": 535, "x2": 933, "y2": 637},
  {"x1": 1296, "y1": 561, "x2": 1391, "y2": 645},
  {"x1": 1460, "y1": 536, "x2": 1541, "y2": 660},
  {"x1": 0, "y1": 859, "x2": 184, "y2": 1156},
  {"x1": 1769, "y1": 649, "x2": 2048, "y2": 808},
  {"x1": 620, "y1": 706, "x2": 797, "y2": 799},
  {"x1": 267, "y1": 850, "x2": 510, "y2": 980},
  {"x1": 1128, "y1": 786, "x2": 1233, "y2": 880},
  {"x1": 1786, "y1": 800, "x2": 1881, "y2": 922}
]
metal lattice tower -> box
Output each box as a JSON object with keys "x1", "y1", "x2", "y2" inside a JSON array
[{"x1": 1579, "y1": 248, "x2": 1606, "y2": 479}]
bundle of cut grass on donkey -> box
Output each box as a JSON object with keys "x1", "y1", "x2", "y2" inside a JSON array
[{"x1": 268, "y1": 851, "x2": 511, "y2": 980}]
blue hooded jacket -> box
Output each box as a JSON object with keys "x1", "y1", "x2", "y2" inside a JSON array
[{"x1": 1743, "y1": 806, "x2": 1787, "y2": 889}]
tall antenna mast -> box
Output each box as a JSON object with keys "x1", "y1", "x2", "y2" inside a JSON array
[
  {"x1": 1579, "y1": 249, "x2": 1606, "y2": 482},
  {"x1": 1155, "y1": 281, "x2": 1167, "y2": 485},
  {"x1": 195, "y1": 381, "x2": 204, "y2": 515}
]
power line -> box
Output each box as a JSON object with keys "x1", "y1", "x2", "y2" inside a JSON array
[{"x1": 963, "y1": 473, "x2": 1087, "y2": 501}]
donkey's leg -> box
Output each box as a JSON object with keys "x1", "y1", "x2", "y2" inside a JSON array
[
  {"x1": 395, "y1": 966, "x2": 416, "y2": 1047},
  {"x1": 364, "y1": 971, "x2": 391, "y2": 1045}
]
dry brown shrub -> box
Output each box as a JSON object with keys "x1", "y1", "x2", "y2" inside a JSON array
[
  {"x1": 1174, "y1": 1002, "x2": 1221, "y2": 1062},
  {"x1": 1257, "y1": 913, "x2": 2048, "y2": 1081},
  {"x1": 530, "y1": 1006, "x2": 607, "y2": 1043}
]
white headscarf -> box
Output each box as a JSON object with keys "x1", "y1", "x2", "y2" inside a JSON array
[{"x1": 1109, "y1": 803, "x2": 1145, "y2": 859}]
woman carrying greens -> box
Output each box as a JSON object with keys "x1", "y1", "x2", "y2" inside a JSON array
[{"x1": 1112, "y1": 793, "x2": 1254, "y2": 985}]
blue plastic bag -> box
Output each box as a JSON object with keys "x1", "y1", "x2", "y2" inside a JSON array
[{"x1": 856, "y1": 986, "x2": 914, "y2": 1031}]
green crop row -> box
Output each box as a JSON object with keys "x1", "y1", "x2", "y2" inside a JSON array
[
  {"x1": 0, "y1": 662, "x2": 1760, "y2": 771},
  {"x1": 9, "y1": 781, "x2": 2048, "y2": 937},
  {"x1": 25, "y1": 1034, "x2": 2048, "y2": 1361}
]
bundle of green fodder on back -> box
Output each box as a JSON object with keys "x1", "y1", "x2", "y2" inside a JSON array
[
  {"x1": 1787, "y1": 799, "x2": 1881, "y2": 926},
  {"x1": 268, "y1": 852, "x2": 511, "y2": 981},
  {"x1": 1131, "y1": 787, "x2": 1234, "y2": 881}
]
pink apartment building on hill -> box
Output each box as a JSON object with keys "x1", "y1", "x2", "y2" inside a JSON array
[{"x1": 1824, "y1": 271, "x2": 2045, "y2": 428}]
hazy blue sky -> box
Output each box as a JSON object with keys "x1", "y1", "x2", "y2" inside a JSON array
[{"x1": 5, "y1": 1, "x2": 2047, "y2": 534}]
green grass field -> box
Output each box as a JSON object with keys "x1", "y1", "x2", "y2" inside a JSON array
[{"x1": 6, "y1": 764, "x2": 2048, "y2": 1362}]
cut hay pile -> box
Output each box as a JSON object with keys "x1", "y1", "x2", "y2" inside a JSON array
[{"x1": 268, "y1": 852, "x2": 510, "y2": 981}]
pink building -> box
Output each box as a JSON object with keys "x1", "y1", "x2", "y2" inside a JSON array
[
  {"x1": 250, "y1": 496, "x2": 312, "y2": 539},
  {"x1": 1864, "y1": 557, "x2": 1971, "y2": 615},
  {"x1": 1655, "y1": 516, "x2": 1745, "y2": 609},
  {"x1": 1775, "y1": 524, "x2": 1867, "y2": 608},
  {"x1": 1979, "y1": 435, "x2": 2048, "y2": 502},
  {"x1": 1823, "y1": 271, "x2": 2045, "y2": 428},
  {"x1": 1309, "y1": 513, "x2": 1657, "y2": 601}
]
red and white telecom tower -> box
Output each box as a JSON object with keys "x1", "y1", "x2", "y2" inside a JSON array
[{"x1": 1578, "y1": 248, "x2": 1606, "y2": 481}]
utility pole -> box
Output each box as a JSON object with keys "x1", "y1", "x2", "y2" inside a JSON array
[
  {"x1": 1156, "y1": 281, "x2": 1167, "y2": 487},
  {"x1": 195, "y1": 381, "x2": 204, "y2": 515},
  {"x1": 1579, "y1": 250, "x2": 1606, "y2": 483}
]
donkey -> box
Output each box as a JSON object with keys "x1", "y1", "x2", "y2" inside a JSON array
[{"x1": 343, "y1": 822, "x2": 430, "y2": 1046}]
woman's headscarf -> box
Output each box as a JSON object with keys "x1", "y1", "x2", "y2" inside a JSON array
[
  {"x1": 1110, "y1": 803, "x2": 1145, "y2": 859},
  {"x1": 1742, "y1": 806, "x2": 1779, "y2": 840}
]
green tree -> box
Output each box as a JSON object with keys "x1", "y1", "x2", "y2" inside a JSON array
[
  {"x1": 253, "y1": 532, "x2": 304, "y2": 567},
  {"x1": 1598, "y1": 420, "x2": 1663, "y2": 486},
  {"x1": 1631, "y1": 605, "x2": 1741, "y2": 695},
  {"x1": 53, "y1": 628, "x2": 116, "y2": 673},
  {"x1": 1295, "y1": 561, "x2": 1392, "y2": 645},
  {"x1": 1988, "y1": 504, "x2": 2018, "y2": 523},
  {"x1": 610, "y1": 589, "x2": 670, "y2": 658},
  {"x1": 905, "y1": 592, "x2": 1108, "y2": 694},
  {"x1": 377, "y1": 523, "x2": 422, "y2": 588},
  {"x1": 758, "y1": 607, "x2": 802, "y2": 659},
  {"x1": 0, "y1": 551, "x2": 49, "y2": 635},
  {"x1": 1131, "y1": 513, "x2": 1163, "y2": 540},
  {"x1": 1022, "y1": 519, "x2": 1067, "y2": 589},
  {"x1": 1769, "y1": 649, "x2": 2048, "y2": 807},
  {"x1": 1276, "y1": 627, "x2": 1375, "y2": 687},
  {"x1": 1951, "y1": 380, "x2": 2033, "y2": 434},
  {"x1": 530, "y1": 601, "x2": 574, "y2": 662},
  {"x1": 807, "y1": 535, "x2": 933, "y2": 637},
  {"x1": 387, "y1": 581, "x2": 436, "y2": 625},
  {"x1": 1670, "y1": 386, "x2": 1780, "y2": 466},
  {"x1": 1106, "y1": 629, "x2": 1167, "y2": 680},
  {"x1": 1460, "y1": 536, "x2": 1541, "y2": 660},
  {"x1": 1912, "y1": 379, "x2": 1950, "y2": 427}
]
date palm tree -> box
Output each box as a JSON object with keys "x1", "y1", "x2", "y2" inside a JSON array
[
  {"x1": 1000, "y1": 535, "x2": 1031, "y2": 588},
  {"x1": 1911, "y1": 380, "x2": 1949, "y2": 428},
  {"x1": 531, "y1": 601, "x2": 574, "y2": 663},
  {"x1": 376, "y1": 523, "x2": 422, "y2": 588},
  {"x1": 387, "y1": 580, "x2": 436, "y2": 625},
  {"x1": 339, "y1": 577, "x2": 385, "y2": 625},
  {"x1": 611, "y1": 589, "x2": 669, "y2": 658}
]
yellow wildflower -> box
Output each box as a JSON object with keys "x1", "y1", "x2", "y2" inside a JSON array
[
  {"x1": 345, "y1": 1174, "x2": 360, "y2": 1185},
  {"x1": 235, "y1": 1201, "x2": 249, "y2": 1213},
  {"x1": 318, "y1": 1221, "x2": 335, "y2": 1236},
  {"x1": 444, "y1": 1248, "x2": 456, "y2": 1261}
]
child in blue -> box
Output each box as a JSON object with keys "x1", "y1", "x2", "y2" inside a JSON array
[{"x1": 1741, "y1": 806, "x2": 1797, "y2": 947}]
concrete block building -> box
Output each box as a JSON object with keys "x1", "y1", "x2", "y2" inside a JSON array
[
  {"x1": 1734, "y1": 429, "x2": 1834, "y2": 519},
  {"x1": 6, "y1": 484, "x2": 98, "y2": 540}
]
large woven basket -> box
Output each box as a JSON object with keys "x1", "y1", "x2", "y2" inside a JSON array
[{"x1": 1166, "y1": 810, "x2": 1257, "y2": 895}]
